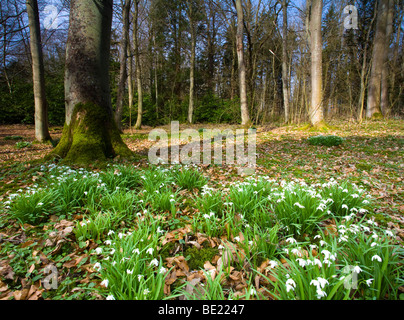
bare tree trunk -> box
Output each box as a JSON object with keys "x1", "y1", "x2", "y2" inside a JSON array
[
  {"x1": 235, "y1": 0, "x2": 251, "y2": 126},
  {"x1": 380, "y1": 0, "x2": 394, "y2": 116},
  {"x1": 127, "y1": 42, "x2": 134, "y2": 132},
  {"x1": 115, "y1": 0, "x2": 131, "y2": 131},
  {"x1": 281, "y1": 0, "x2": 290, "y2": 124},
  {"x1": 48, "y1": 0, "x2": 132, "y2": 164},
  {"x1": 187, "y1": 1, "x2": 196, "y2": 124},
  {"x1": 366, "y1": 0, "x2": 389, "y2": 119},
  {"x1": 308, "y1": 0, "x2": 324, "y2": 126},
  {"x1": 134, "y1": 0, "x2": 143, "y2": 130},
  {"x1": 26, "y1": 0, "x2": 51, "y2": 142}
]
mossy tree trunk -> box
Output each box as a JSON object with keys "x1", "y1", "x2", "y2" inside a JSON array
[
  {"x1": 48, "y1": 0, "x2": 132, "y2": 164},
  {"x1": 133, "y1": 0, "x2": 143, "y2": 130}
]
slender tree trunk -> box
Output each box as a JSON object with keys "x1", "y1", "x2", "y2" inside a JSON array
[
  {"x1": 187, "y1": 1, "x2": 196, "y2": 124},
  {"x1": 128, "y1": 43, "x2": 134, "y2": 132},
  {"x1": 26, "y1": 0, "x2": 51, "y2": 142},
  {"x1": 281, "y1": 0, "x2": 290, "y2": 123},
  {"x1": 134, "y1": 0, "x2": 143, "y2": 129},
  {"x1": 115, "y1": 0, "x2": 131, "y2": 131},
  {"x1": 235, "y1": 0, "x2": 251, "y2": 126},
  {"x1": 308, "y1": 0, "x2": 324, "y2": 126},
  {"x1": 366, "y1": 0, "x2": 389, "y2": 119},
  {"x1": 48, "y1": 0, "x2": 132, "y2": 164},
  {"x1": 380, "y1": 0, "x2": 394, "y2": 116}
]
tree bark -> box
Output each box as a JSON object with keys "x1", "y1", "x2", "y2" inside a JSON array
[
  {"x1": 308, "y1": 0, "x2": 325, "y2": 126},
  {"x1": 281, "y1": 0, "x2": 290, "y2": 123},
  {"x1": 134, "y1": 0, "x2": 143, "y2": 130},
  {"x1": 380, "y1": 0, "x2": 394, "y2": 116},
  {"x1": 235, "y1": 0, "x2": 251, "y2": 126},
  {"x1": 48, "y1": 0, "x2": 132, "y2": 164},
  {"x1": 115, "y1": 0, "x2": 131, "y2": 131},
  {"x1": 187, "y1": 1, "x2": 196, "y2": 124},
  {"x1": 26, "y1": 0, "x2": 51, "y2": 142},
  {"x1": 366, "y1": 0, "x2": 389, "y2": 119}
]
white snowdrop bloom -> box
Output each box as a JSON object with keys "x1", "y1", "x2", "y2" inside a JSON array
[
  {"x1": 106, "y1": 295, "x2": 115, "y2": 300},
  {"x1": 322, "y1": 250, "x2": 331, "y2": 259},
  {"x1": 146, "y1": 248, "x2": 154, "y2": 255},
  {"x1": 118, "y1": 233, "x2": 125, "y2": 239},
  {"x1": 132, "y1": 248, "x2": 140, "y2": 254},
  {"x1": 296, "y1": 258, "x2": 307, "y2": 267},
  {"x1": 291, "y1": 248, "x2": 303, "y2": 257},
  {"x1": 362, "y1": 200, "x2": 369, "y2": 204},
  {"x1": 93, "y1": 262, "x2": 102, "y2": 271},
  {"x1": 351, "y1": 194, "x2": 359, "y2": 198},
  {"x1": 95, "y1": 247, "x2": 103, "y2": 254},
  {"x1": 38, "y1": 202, "x2": 44, "y2": 206},
  {"x1": 371, "y1": 255, "x2": 382, "y2": 262},
  {"x1": 353, "y1": 266, "x2": 362, "y2": 274},
  {"x1": 286, "y1": 237, "x2": 297, "y2": 244},
  {"x1": 159, "y1": 267, "x2": 167, "y2": 274},
  {"x1": 314, "y1": 235, "x2": 321, "y2": 240},
  {"x1": 313, "y1": 259, "x2": 322, "y2": 268},
  {"x1": 359, "y1": 208, "x2": 368, "y2": 213},
  {"x1": 250, "y1": 288, "x2": 257, "y2": 296},
  {"x1": 285, "y1": 279, "x2": 296, "y2": 293},
  {"x1": 234, "y1": 236, "x2": 240, "y2": 242},
  {"x1": 362, "y1": 226, "x2": 370, "y2": 232},
  {"x1": 316, "y1": 288, "x2": 327, "y2": 299},
  {"x1": 385, "y1": 230, "x2": 394, "y2": 237},
  {"x1": 107, "y1": 230, "x2": 115, "y2": 236},
  {"x1": 371, "y1": 233, "x2": 378, "y2": 239},
  {"x1": 341, "y1": 204, "x2": 348, "y2": 210},
  {"x1": 218, "y1": 245, "x2": 224, "y2": 250},
  {"x1": 100, "y1": 279, "x2": 109, "y2": 288},
  {"x1": 110, "y1": 248, "x2": 116, "y2": 255},
  {"x1": 127, "y1": 269, "x2": 134, "y2": 274},
  {"x1": 294, "y1": 202, "x2": 305, "y2": 209},
  {"x1": 342, "y1": 189, "x2": 349, "y2": 193},
  {"x1": 319, "y1": 240, "x2": 327, "y2": 247},
  {"x1": 366, "y1": 279, "x2": 374, "y2": 287},
  {"x1": 268, "y1": 260, "x2": 278, "y2": 269},
  {"x1": 150, "y1": 258, "x2": 159, "y2": 267},
  {"x1": 104, "y1": 240, "x2": 112, "y2": 245},
  {"x1": 370, "y1": 242, "x2": 378, "y2": 247}
]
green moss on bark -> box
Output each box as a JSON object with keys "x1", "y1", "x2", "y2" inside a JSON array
[{"x1": 46, "y1": 102, "x2": 133, "y2": 165}]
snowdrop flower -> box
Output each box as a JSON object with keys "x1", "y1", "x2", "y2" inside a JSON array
[
  {"x1": 359, "y1": 208, "x2": 368, "y2": 213},
  {"x1": 143, "y1": 289, "x2": 150, "y2": 295},
  {"x1": 150, "y1": 258, "x2": 159, "y2": 267},
  {"x1": 106, "y1": 295, "x2": 115, "y2": 300},
  {"x1": 38, "y1": 202, "x2": 44, "y2": 206},
  {"x1": 370, "y1": 242, "x2": 378, "y2": 247},
  {"x1": 338, "y1": 235, "x2": 348, "y2": 243},
  {"x1": 371, "y1": 255, "x2": 382, "y2": 262},
  {"x1": 250, "y1": 288, "x2": 257, "y2": 296},
  {"x1": 314, "y1": 235, "x2": 321, "y2": 240},
  {"x1": 234, "y1": 236, "x2": 240, "y2": 242},
  {"x1": 93, "y1": 262, "x2": 102, "y2": 271},
  {"x1": 294, "y1": 202, "x2": 305, "y2": 209},
  {"x1": 366, "y1": 279, "x2": 374, "y2": 287},
  {"x1": 169, "y1": 198, "x2": 175, "y2": 203},
  {"x1": 118, "y1": 233, "x2": 125, "y2": 239},
  {"x1": 104, "y1": 240, "x2": 112, "y2": 245},
  {"x1": 313, "y1": 259, "x2": 322, "y2": 268},
  {"x1": 268, "y1": 260, "x2": 278, "y2": 269},
  {"x1": 127, "y1": 269, "x2": 133, "y2": 274},
  {"x1": 319, "y1": 240, "x2": 327, "y2": 247},
  {"x1": 146, "y1": 248, "x2": 154, "y2": 255},
  {"x1": 100, "y1": 279, "x2": 109, "y2": 288},
  {"x1": 159, "y1": 267, "x2": 167, "y2": 274},
  {"x1": 316, "y1": 288, "x2": 327, "y2": 299},
  {"x1": 132, "y1": 248, "x2": 140, "y2": 255},
  {"x1": 286, "y1": 237, "x2": 297, "y2": 245},
  {"x1": 322, "y1": 250, "x2": 331, "y2": 259},
  {"x1": 157, "y1": 227, "x2": 164, "y2": 234},
  {"x1": 107, "y1": 230, "x2": 115, "y2": 236},
  {"x1": 95, "y1": 247, "x2": 103, "y2": 254},
  {"x1": 362, "y1": 226, "x2": 370, "y2": 232},
  {"x1": 296, "y1": 258, "x2": 307, "y2": 267},
  {"x1": 137, "y1": 275, "x2": 144, "y2": 281},
  {"x1": 362, "y1": 200, "x2": 369, "y2": 204},
  {"x1": 385, "y1": 230, "x2": 394, "y2": 237},
  {"x1": 341, "y1": 204, "x2": 348, "y2": 210},
  {"x1": 291, "y1": 248, "x2": 303, "y2": 257},
  {"x1": 353, "y1": 266, "x2": 362, "y2": 274},
  {"x1": 285, "y1": 279, "x2": 296, "y2": 293},
  {"x1": 351, "y1": 194, "x2": 359, "y2": 198}
]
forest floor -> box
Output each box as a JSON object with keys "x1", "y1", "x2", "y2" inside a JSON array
[{"x1": 0, "y1": 119, "x2": 403, "y2": 300}]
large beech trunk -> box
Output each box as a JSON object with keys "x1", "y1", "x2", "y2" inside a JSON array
[{"x1": 48, "y1": 0, "x2": 132, "y2": 164}]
